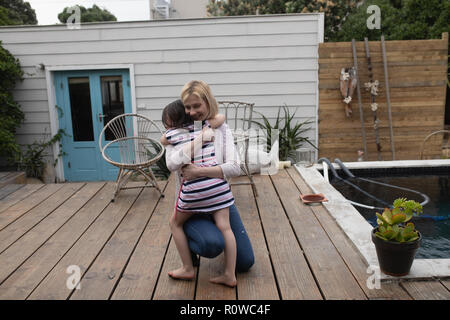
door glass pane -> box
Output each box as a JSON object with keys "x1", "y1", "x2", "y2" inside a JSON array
[
  {"x1": 101, "y1": 76, "x2": 125, "y2": 141},
  {"x1": 68, "y1": 77, "x2": 94, "y2": 141}
]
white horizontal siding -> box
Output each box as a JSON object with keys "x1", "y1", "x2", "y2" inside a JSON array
[
  {"x1": 0, "y1": 15, "x2": 319, "y2": 43},
  {"x1": 13, "y1": 46, "x2": 316, "y2": 67},
  {"x1": 5, "y1": 33, "x2": 317, "y2": 55},
  {"x1": 0, "y1": 14, "x2": 322, "y2": 162}
]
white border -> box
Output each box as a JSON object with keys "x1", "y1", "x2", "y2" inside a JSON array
[
  {"x1": 314, "y1": 13, "x2": 324, "y2": 161},
  {"x1": 45, "y1": 64, "x2": 136, "y2": 182},
  {"x1": 295, "y1": 159, "x2": 450, "y2": 280}
]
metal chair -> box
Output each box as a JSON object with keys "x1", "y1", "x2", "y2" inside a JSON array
[
  {"x1": 218, "y1": 101, "x2": 258, "y2": 197},
  {"x1": 99, "y1": 113, "x2": 165, "y2": 202},
  {"x1": 419, "y1": 130, "x2": 450, "y2": 160}
]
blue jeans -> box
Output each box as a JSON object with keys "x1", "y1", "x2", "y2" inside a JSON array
[{"x1": 183, "y1": 204, "x2": 254, "y2": 272}]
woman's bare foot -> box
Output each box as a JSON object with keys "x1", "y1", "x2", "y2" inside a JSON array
[
  {"x1": 209, "y1": 274, "x2": 237, "y2": 288},
  {"x1": 168, "y1": 267, "x2": 195, "y2": 280}
]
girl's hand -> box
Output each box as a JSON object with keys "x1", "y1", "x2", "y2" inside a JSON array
[
  {"x1": 181, "y1": 164, "x2": 200, "y2": 181},
  {"x1": 201, "y1": 126, "x2": 215, "y2": 142}
]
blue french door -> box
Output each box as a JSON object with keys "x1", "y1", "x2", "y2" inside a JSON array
[{"x1": 54, "y1": 69, "x2": 132, "y2": 181}]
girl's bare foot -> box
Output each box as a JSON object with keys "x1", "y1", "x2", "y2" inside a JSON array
[
  {"x1": 209, "y1": 274, "x2": 237, "y2": 288},
  {"x1": 168, "y1": 267, "x2": 195, "y2": 280}
]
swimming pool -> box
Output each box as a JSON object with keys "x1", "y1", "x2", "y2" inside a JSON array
[
  {"x1": 328, "y1": 167, "x2": 450, "y2": 259},
  {"x1": 295, "y1": 159, "x2": 450, "y2": 279}
]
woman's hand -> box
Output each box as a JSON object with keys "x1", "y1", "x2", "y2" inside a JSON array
[{"x1": 181, "y1": 164, "x2": 201, "y2": 181}]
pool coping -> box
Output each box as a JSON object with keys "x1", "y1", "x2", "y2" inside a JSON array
[{"x1": 295, "y1": 159, "x2": 450, "y2": 280}]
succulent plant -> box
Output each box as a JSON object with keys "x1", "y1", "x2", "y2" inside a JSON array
[{"x1": 375, "y1": 198, "x2": 423, "y2": 243}]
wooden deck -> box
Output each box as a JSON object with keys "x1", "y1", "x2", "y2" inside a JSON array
[
  {"x1": 0, "y1": 171, "x2": 26, "y2": 188},
  {"x1": 0, "y1": 168, "x2": 449, "y2": 300}
]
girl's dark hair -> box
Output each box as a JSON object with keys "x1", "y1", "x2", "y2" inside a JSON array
[{"x1": 162, "y1": 99, "x2": 189, "y2": 129}]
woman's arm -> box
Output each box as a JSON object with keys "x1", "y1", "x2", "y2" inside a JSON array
[
  {"x1": 181, "y1": 164, "x2": 224, "y2": 180},
  {"x1": 180, "y1": 123, "x2": 241, "y2": 181},
  {"x1": 165, "y1": 126, "x2": 215, "y2": 172},
  {"x1": 217, "y1": 123, "x2": 241, "y2": 180}
]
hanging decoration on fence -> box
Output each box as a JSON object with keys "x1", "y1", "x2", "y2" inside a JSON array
[
  {"x1": 339, "y1": 67, "x2": 358, "y2": 117},
  {"x1": 364, "y1": 38, "x2": 382, "y2": 160}
]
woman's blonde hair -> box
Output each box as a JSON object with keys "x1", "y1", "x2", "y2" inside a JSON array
[{"x1": 180, "y1": 80, "x2": 218, "y2": 119}]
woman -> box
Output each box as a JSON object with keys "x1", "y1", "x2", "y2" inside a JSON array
[{"x1": 164, "y1": 80, "x2": 254, "y2": 273}]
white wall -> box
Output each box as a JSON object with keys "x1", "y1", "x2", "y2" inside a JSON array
[{"x1": 0, "y1": 13, "x2": 323, "y2": 168}]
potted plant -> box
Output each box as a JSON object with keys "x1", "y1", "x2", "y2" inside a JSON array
[
  {"x1": 251, "y1": 105, "x2": 317, "y2": 162},
  {"x1": 372, "y1": 198, "x2": 423, "y2": 277}
]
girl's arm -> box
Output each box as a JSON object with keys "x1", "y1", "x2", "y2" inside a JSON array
[
  {"x1": 164, "y1": 127, "x2": 215, "y2": 172},
  {"x1": 180, "y1": 123, "x2": 241, "y2": 181},
  {"x1": 208, "y1": 114, "x2": 225, "y2": 129}
]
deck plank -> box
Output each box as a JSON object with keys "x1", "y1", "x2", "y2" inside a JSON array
[
  {"x1": 69, "y1": 182, "x2": 167, "y2": 300},
  {"x1": 231, "y1": 179, "x2": 279, "y2": 300},
  {"x1": 401, "y1": 280, "x2": 450, "y2": 300},
  {"x1": 252, "y1": 174, "x2": 323, "y2": 300},
  {"x1": 0, "y1": 184, "x2": 25, "y2": 200},
  {"x1": 196, "y1": 255, "x2": 236, "y2": 300},
  {"x1": 27, "y1": 185, "x2": 143, "y2": 300},
  {"x1": 440, "y1": 279, "x2": 450, "y2": 291},
  {"x1": 0, "y1": 183, "x2": 115, "y2": 300},
  {"x1": 272, "y1": 169, "x2": 367, "y2": 300},
  {"x1": 0, "y1": 172, "x2": 11, "y2": 179},
  {"x1": 286, "y1": 167, "x2": 412, "y2": 300},
  {"x1": 0, "y1": 184, "x2": 44, "y2": 213},
  {"x1": 1, "y1": 174, "x2": 447, "y2": 300},
  {"x1": 152, "y1": 239, "x2": 197, "y2": 300},
  {"x1": 111, "y1": 176, "x2": 175, "y2": 300},
  {"x1": 0, "y1": 183, "x2": 85, "y2": 253},
  {"x1": 0, "y1": 184, "x2": 64, "y2": 231},
  {"x1": 0, "y1": 172, "x2": 26, "y2": 187},
  {"x1": 0, "y1": 182, "x2": 105, "y2": 286}
]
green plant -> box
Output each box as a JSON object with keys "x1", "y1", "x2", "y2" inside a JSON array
[
  {"x1": 144, "y1": 141, "x2": 170, "y2": 180},
  {"x1": 0, "y1": 40, "x2": 24, "y2": 163},
  {"x1": 16, "y1": 129, "x2": 67, "y2": 181},
  {"x1": 252, "y1": 105, "x2": 317, "y2": 161},
  {"x1": 375, "y1": 198, "x2": 423, "y2": 243}
]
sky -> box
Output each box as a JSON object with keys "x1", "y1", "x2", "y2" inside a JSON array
[{"x1": 26, "y1": 0, "x2": 151, "y2": 25}]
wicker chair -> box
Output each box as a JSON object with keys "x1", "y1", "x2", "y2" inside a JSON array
[
  {"x1": 99, "y1": 113, "x2": 165, "y2": 202},
  {"x1": 419, "y1": 130, "x2": 450, "y2": 160},
  {"x1": 218, "y1": 101, "x2": 258, "y2": 197}
]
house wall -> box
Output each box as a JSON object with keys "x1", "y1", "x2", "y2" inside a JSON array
[{"x1": 0, "y1": 14, "x2": 323, "y2": 179}]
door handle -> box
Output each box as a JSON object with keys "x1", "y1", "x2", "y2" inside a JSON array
[{"x1": 98, "y1": 114, "x2": 106, "y2": 122}]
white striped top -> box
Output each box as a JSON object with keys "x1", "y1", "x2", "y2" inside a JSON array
[{"x1": 165, "y1": 121, "x2": 235, "y2": 213}]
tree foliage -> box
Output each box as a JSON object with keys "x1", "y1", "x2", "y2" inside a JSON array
[
  {"x1": 334, "y1": 0, "x2": 450, "y2": 42},
  {"x1": 0, "y1": 41, "x2": 24, "y2": 162},
  {"x1": 207, "y1": 0, "x2": 358, "y2": 41},
  {"x1": 0, "y1": 0, "x2": 37, "y2": 25},
  {"x1": 207, "y1": 0, "x2": 449, "y2": 42},
  {"x1": 58, "y1": 4, "x2": 117, "y2": 23}
]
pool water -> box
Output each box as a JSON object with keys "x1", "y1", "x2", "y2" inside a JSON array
[{"x1": 328, "y1": 169, "x2": 450, "y2": 259}]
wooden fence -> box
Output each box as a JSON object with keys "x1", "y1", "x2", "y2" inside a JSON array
[{"x1": 318, "y1": 33, "x2": 448, "y2": 161}]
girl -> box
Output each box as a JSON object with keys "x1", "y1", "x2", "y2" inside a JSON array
[{"x1": 162, "y1": 92, "x2": 237, "y2": 288}]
